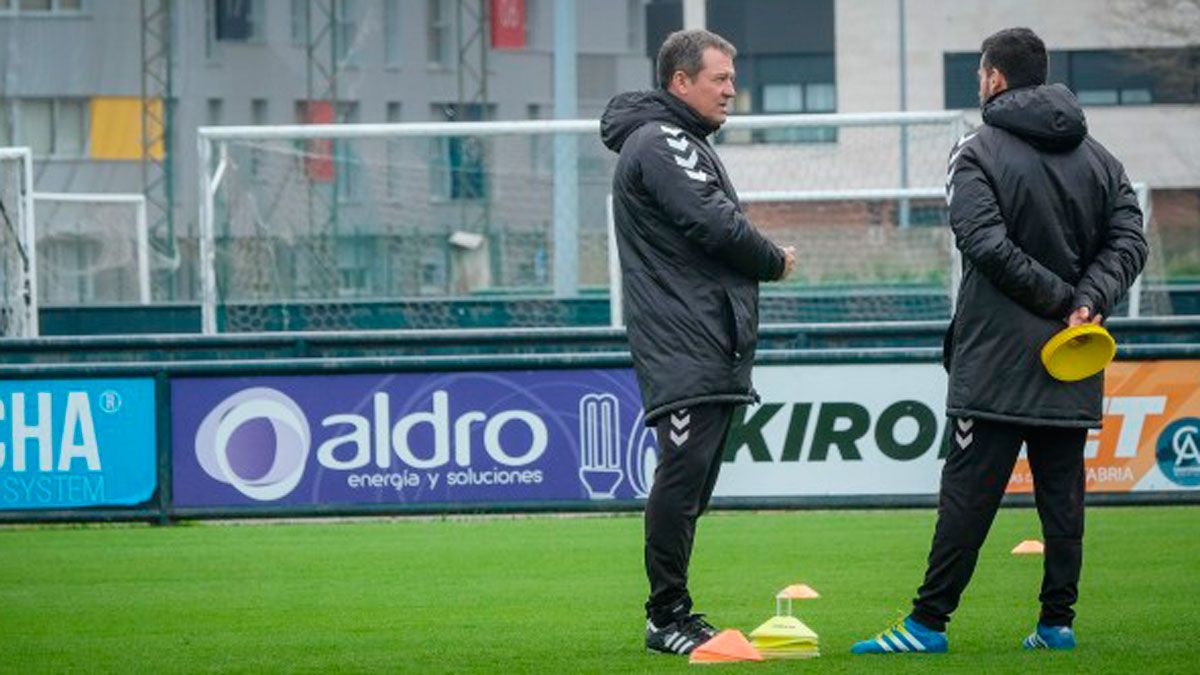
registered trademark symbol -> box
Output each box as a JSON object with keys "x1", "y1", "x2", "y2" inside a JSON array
[{"x1": 99, "y1": 390, "x2": 122, "y2": 414}]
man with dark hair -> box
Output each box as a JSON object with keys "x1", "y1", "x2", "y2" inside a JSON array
[
  {"x1": 851, "y1": 26, "x2": 1147, "y2": 655},
  {"x1": 600, "y1": 29, "x2": 795, "y2": 656}
]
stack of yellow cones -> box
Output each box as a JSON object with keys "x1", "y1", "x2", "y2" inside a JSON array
[{"x1": 747, "y1": 584, "x2": 821, "y2": 659}]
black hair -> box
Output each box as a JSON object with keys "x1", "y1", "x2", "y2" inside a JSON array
[{"x1": 980, "y1": 27, "x2": 1048, "y2": 89}]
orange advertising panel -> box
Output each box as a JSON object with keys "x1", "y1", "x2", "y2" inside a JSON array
[{"x1": 1008, "y1": 361, "x2": 1200, "y2": 493}]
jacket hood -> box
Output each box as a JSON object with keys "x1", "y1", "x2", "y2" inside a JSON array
[
  {"x1": 982, "y1": 84, "x2": 1088, "y2": 152},
  {"x1": 601, "y1": 90, "x2": 718, "y2": 152}
]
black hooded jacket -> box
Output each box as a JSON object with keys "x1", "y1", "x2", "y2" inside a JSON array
[
  {"x1": 945, "y1": 83, "x2": 1148, "y2": 427},
  {"x1": 601, "y1": 90, "x2": 785, "y2": 424}
]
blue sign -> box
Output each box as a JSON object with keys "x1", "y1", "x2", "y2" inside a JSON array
[
  {"x1": 1156, "y1": 418, "x2": 1200, "y2": 487},
  {"x1": 172, "y1": 370, "x2": 659, "y2": 508},
  {"x1": 0, "y1": 378, "x2": 157, "y2": 510}
]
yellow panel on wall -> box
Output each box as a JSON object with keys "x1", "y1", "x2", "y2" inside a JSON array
[{"x1": 90, "y1": 97, "x2": 163, "y2": 160}]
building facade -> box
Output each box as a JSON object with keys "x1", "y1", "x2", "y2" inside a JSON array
[{"x1": 0, "y1": 0, "x2": 654, "y2": 303}]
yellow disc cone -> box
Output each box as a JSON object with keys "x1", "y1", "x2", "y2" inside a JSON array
[{"x1": 1041, "y1": 324, "x2": 1116, "y2": 382}]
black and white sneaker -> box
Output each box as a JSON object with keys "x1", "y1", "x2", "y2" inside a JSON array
[{"x1": 645, "y1": 614, "x2": 719, "y2": 655}]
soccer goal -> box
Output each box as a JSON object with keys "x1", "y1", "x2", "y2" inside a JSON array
[
  {"x1": 32, "y1": 192, "x2": 151, "y2": 306},
  {"x1": 200, "y1": 112, "x2": 970, "y2": 333},
  {"x1": 199, "y1": 118, "x2": 612, "y2": 333},
  {"x1": 0, "y1": 147, "x2": 37, "y2": 337},
  {"x1": 610, "y1": 111, "x2": 971, "y2": 326}
]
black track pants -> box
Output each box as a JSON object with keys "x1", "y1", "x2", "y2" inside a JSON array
[
  {"x1": 912, "y1": 416, "x2": 1088, "y2": 631},
  {"x1": 643, "y1": 403, "x2": 735, "y2": 625}
]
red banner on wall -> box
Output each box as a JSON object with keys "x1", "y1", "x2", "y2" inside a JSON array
[
  {"x1": 303, "y1": 100, "x2": 334, "y2": 183},
  {"x1": 491, "y1": 0, "x2": 526, "y2": 50}
]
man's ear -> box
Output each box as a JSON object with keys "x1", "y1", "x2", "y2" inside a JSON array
[
  {"x1": 671, "y1": 70, "x2": 690, "y2": 93},
  {"x1": 989, "y1": 67, "x2": 1008, "y2": 93}
]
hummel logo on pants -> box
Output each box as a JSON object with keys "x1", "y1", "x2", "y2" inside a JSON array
[{"x1": 644, "y1": 403, "x2": 736, "y2": 627}]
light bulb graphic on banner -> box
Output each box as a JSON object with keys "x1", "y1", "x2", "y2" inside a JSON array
[{"x1": 578, "y1": 393, "x2": 623, "y2": 498}]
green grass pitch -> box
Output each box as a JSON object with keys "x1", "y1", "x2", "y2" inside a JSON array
[{"x1": 1, "y1": 506, "x2": 1197, "y2": 673}]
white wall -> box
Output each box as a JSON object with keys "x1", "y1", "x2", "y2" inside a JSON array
[{"x1": 835, "y1": 0, "x2": 1200, "y2": 188}]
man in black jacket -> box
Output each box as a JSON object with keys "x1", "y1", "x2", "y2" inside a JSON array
[
  {"x1": 600, "y1": 29, "x2": 795, "y2": 655},
  {"x1": 852, "y1": 27, "x2": 1148, "y2": 655}
]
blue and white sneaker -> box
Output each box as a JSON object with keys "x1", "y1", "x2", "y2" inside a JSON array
[
  {"x1": 851, "y1": 616, "x2": 948, "y2": 654},
  {"x1": 1022, "y1": 623, "x2": 1076, "y2": 650}
]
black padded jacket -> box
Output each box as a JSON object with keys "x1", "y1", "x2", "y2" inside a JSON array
[
  {"x1": 601, "y1": 90, "x2": 785, "y2": 424},
  {"x1": 945, "y1": 84, "x2": 1148, "y2": 427}
]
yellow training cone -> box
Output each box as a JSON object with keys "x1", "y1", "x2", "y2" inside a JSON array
[
  {"x1": 1012, "y1": 539, "x2": 1045, "y2": 555},
  {"x1": 749, "y1": 616, "x2": 820, "y2": 659},
  {"x1": 1041, "y1": 323, "x2": 1116, "y2": 382}
]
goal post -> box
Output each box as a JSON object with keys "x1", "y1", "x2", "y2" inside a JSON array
[
  {"x1": 31, "y1": 192, "x2": 151, "y2": 305},
  {"x1": 0, "y1": 146, "x2": 37, "y2": 337}
]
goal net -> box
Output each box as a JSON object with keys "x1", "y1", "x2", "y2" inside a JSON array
[
  {"x1": 33, "y1": 193, "x2": 150, "y2": 306},
  {"x1": 613, "y1": 111, "x2": 970, "y2": 325},
  {"x1": 0, "y1": 147, "x2": 36, "y2": 337},
  {"x1": 199, "y1": 119, "x2": 615, "y2": 333},
  {"x1": 201, "y1": 112, "x2": 972, "y2": 333}
]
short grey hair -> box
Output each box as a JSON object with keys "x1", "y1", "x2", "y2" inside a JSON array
[{"x1": 656, "y1": 29, "x2": 737, "y2": 90}]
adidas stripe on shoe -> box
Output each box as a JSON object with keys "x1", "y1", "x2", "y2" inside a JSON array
[
  {"x1": 645, "y1": 614, "x2": 718, "y2": 656},
  {"x1": 1022, "y1": 623, "x2": 1076, "y2": 650},
  {"x1": 850, "y1": 616, "x2": 948, "y2": 655}
]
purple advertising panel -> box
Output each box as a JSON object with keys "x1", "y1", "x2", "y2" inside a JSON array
[{"x1": 171, "y1": 369, "x2": 660, "y2": 508}]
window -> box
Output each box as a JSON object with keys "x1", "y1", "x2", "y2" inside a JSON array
[
  {"x1": 290, "y1": 0, "x2": 306, "y2": 44},
  {"x1": 213, "y1": 0, "x2": 266, "y2": 43},
  {"x1": 250, "y1": 99, "x2": 268, "y2": 179},
  {"x1": 429, "y1": 103, "x2": 491, "y2": 201},
  {"x1": 527, "y1": 104, "x2": 551, "y2": 175},
  {"x1": 427, "y1": 0, "x2": 452, "y2": 66},
  {"x1": 1069, "y1": 50, "x2": 1185, "y2": 106},
  {"x1": 753, "y1": 62, "x2": 837, "y2": 143},
  {"x1": 336, "y1": 239, "x2": 370, "y2": 297},
  {"x1": 335, "y1": 101, "x2": 362, "y2": 201},
  {"x1": 386, "y1": 102, "x2": 403, "y2": 198},
  {"x1": 944, "y1": 47, "x2": 1200, "y2": 109},
  {"x1": 384, "y1": 0, "x2": 403, "y2": 66},
  {"x1": 626, "y1": 0, "x2": 642, "y2": 51},
  {"x1": 4, "y1": 99, "x2": 86, "y2": 157},
  {"x1": 335, "y1": 0, "x2": 360, "y2": 65},
  {"x1": 21, "y1": 100, "x2": 52, "y2": 155},
  {"x1": 0, "y1": 0, "x2": 83, "y2": 13},
  {"x1": 712, "y1": 53, "x2": 837, "y2": 144},
  {"x1": 942, "y1": 53, "x2": 980, "y2": 109},
  {"x1": 206, "y1": 98, "x2": 224, "y2": 125},
  {"x1": 251, "y1": 98, "x2": 268, "y2": 124},
  {"x1": 805, "y1": 83, "x2": 836, "y2": 112},
  {"x1": 762, "y1": 84, "x2": 803, "y2": 113},
  {"x1": 524, "y1": 0, "x2": 537, "y2": 48},
  {"x1": 56, "y1": 99, "x2": 84, "y2": 154}
]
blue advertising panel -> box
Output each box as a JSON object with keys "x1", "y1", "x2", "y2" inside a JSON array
[
  {"x1": 171, "y1": 370, "x2": 659, "y2": 508},
  {"x1": 0, "y1": 378, "x2": 157, "y2": 510}
]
